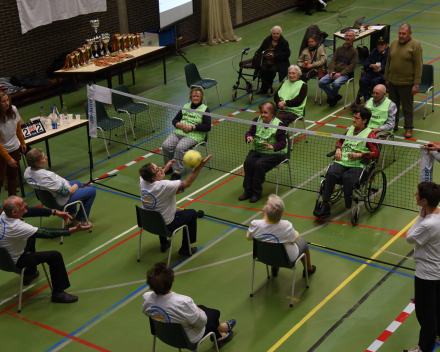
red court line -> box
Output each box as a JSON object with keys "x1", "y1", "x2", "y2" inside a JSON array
[
  {"x1": 194, "y1": 199, "x2": 406, "y2": 236},
  {"x1": 415, "y1": 94, "x2": 440, "y2": 101},
  {"x1": 0, "y1": 231, "x2": 140, "y2": 315},
  {"x1": 6, "y1": 311, "x2": 111, "y2": 352},
  {"x1": 427, "y1": 55, "x2": 440, "y2": 65}
]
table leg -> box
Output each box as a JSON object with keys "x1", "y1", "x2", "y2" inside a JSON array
[
  {"x1": 45, "y1": 139, "x2": 52, "y2": 168},
  {"x1": 132, "y1": 62, "x2": 135, "y2": 85},
  {"x1": 163, "y1": 49, "x2": 167, "y2": 85},
  {"x1": 333, "y1": 34, "x2": 336, "y2": 54},
  {"x1": 56, "y1": 76, "x2": 63, "y2": 106},
  {"x1": 18, "y1": 162, "x2": 25, "y2": 197},
  {"x1": 93, "y1": 73, "x2": 96, "y2": 85},
  {"x1": 107, "y1": 70, "x2": 112, "y2": 88},
  {"x1": 120, "y1": 66, "x2": 124, "y2": 84}
]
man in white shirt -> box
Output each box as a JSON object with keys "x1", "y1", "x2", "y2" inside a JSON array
[
  {"x1": 404, "y1": 182, "x2": 440, "y2": 352},
  {"x1": 0, "y1": 196, "x2": 92, "y2": 303},
  {"x1": 139, "y1": 155, "x2": 212, "y2": 256},
  {"x1": 247, "y1": 194, "x2": 316, "y2": 277}
]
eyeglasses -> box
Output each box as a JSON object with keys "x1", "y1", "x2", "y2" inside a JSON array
[{"x1": 154, "y1": 167, "x2": 162, "y2": 175}]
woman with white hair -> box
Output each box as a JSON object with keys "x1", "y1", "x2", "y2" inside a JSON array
[
  {"x1": 256, "y1": 26, "x2": 291, "y2": 96},
  {"x1": 246, "y1": 194, "x2": 316, "y2": 277},
  {"x1": 274, "y1": 65, "x2": 308, "y2": 126}
]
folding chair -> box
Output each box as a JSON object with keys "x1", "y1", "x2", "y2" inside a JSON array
[
  {"x1": 419, "y1": 64, "x2": 434, "y2": 119},
  {"x1": 184, "y1": 63, "x2": 222, "y2": 106},
  {"x1": 318, "y1": 71, "x2": 356, "y2": 108},
  {"x1": 275, "y1": 132, "x2": 293, "y2": 195}
]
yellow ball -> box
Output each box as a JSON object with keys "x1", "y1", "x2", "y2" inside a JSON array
[{"x1": 183, "y1": 150, "x2": 202, "y2": 168}]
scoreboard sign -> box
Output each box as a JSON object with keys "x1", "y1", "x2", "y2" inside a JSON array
[{"x1": 21, "y1": 120, "x2": 46, "y2": 140}]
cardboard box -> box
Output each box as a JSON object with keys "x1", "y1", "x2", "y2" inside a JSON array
[{"x1": 141, "y1": 32, "x2": 159, "y2": 47}]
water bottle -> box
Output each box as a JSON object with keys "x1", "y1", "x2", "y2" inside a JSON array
[
  {"x1": 39, "y1": 106, "x2": 46, "y2": 121},
  {"x1": 53, "y1": 104, "x2": 60, "y2": 128},
  {"x1": 50, "y1": 107, "x2": 57, "y2": 129}
]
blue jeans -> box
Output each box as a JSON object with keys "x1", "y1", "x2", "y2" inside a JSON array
[
  {"x1": 318, "y1": 74, "x2": 349, "y2": 100},
  {"x1": 65, "y1": 181, "x2": 96, "y2": 222}
]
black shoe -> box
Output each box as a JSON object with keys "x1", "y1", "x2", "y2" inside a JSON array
[
  {"x1": 238, "y1": 193, "x2": 251, "y2": 201},
  {"x1": 249, "y1": 196, "x2": 260, "y2": 203},
  {"x1": 271, "y1": 266, "x2": 279, "y2": 277},
  {"x1": 303, "y1": 265, "x2": 317, "y2": 278},
  {"x1": 316, "y1": 7, "x2": 327, "y2": 12},
  {"x1": 23, "y1": 270, "x2": 39, "y2": 286},
  {"x1": 170, "y1": 173, "x2": 181, "y2": 180},
  {"x1": 305, "y1": 10, "x2": 312, "y2": 15},
  {"x1": 160, "y1": 240, "x2": 171, "y2": 253},
  {"x1": 326, "y1": 97, "x2": 331, "y2": 104},
  {"x1": 313, "y1": 203, "x2": 331, "y2": 218},
  {"x1": 178, "y1": 247, "x2": 197, "y2": 256},
  {"x1": 329, "y1": 94, "x2": 342, "y2": 108},
  {"x1": 51, "y1": 292, "x2": 78, "y2": 303},
  {"x1": 165, "y1": 168, "x2": 173, "y2": 175}
]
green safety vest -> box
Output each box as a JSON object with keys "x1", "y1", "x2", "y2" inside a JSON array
[
  {"x1": 253, "y1": 117, "x2": 288, "y2": 155},
  {"x1": 366, "y1": 98, "x2": 392, "y2": 133},
  {"x1": 277, "y1": 80, "x2": 306, "y2": 116},
  {"x1": 174, "y1": 103, "x2": 207, "y2": 143},
  {"x1": 336, "y1": 126, "x2": 372, "y2": 168}
]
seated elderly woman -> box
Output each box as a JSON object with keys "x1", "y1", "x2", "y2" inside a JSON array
[
  {"x1": 162, "y1": 87, "x2": 211, "y2": 180},
  {"x1": 274, "y1": 65, "x2": 307, "y2": 126},
  {"x1": 314, "y1": 107, "x2": 379, "y2": 219},
  {"x1": 24, "y1": 148, "x2": 95, "y2": 226},
  {"x1": 297, "y1": 34, "x2": 327, "y2": 82},
  {"x1": 247, "y1": 194, "x2": 316, "y2": 277},
  {"x1": 239, "y1": 102, "x2": 287, "y2": 203},
  {"x1": 142, "y1": 262, "x2": 236, "y2": 347},
  {"x1": 256, "y1": 26, "x2": 291, "y2": 95}
]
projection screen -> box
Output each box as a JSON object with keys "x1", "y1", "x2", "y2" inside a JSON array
[{"x1": 159, "y1": 0, "x2": 193, "y2": 29}]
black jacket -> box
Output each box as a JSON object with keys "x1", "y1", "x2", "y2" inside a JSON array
[
  {"x1": 258, "y1": 35, "x2": 291, "y2": 81},
  {"x1": 363, "y1": 47, "x2": 389, "y2": 78}
]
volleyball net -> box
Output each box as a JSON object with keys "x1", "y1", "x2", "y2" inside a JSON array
[{"x1": 87, "y1": 85, "x2": 424, "y2": 213}]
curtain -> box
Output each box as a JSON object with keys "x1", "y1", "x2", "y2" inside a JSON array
[{"x1": 199, "y1": 0, "x2": 241, "y2": 46}]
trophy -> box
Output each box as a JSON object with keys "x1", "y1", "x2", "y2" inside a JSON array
[
  {"x1": 75, "y1": 52, "x2": 81, "y2": 68},
  {"x1": 94, "y1": 35, "x2": 101, "y2": 58},
  {"x1": 69, "y1": 54, "x2": 76, "y2": 70},
  {"x1": 86, "y1": 39, "x2": 94, "y2": 63},
  {"x1": 128, "y1": 34, "x2": 133, "y2": 51},
  {"x1": 99, "y1": 38, "x2": 104, "y2": 56},
  {"x1": 101, "y1": 33, "x2": 110, "y2": 56},
  {"x1": 122, "y1": 34, "x2": 128, "y2": 52},
  {"x1": 80, "y1": 47, "x2": 87, "y2": 66},
  {"x1": 90, "y1": 19, "x2": 99, "y2": 36},
  {"x1": 136, "y1": 33, "x2": 141, "y2": 48},
  {"x1": 116, "y1": 34, "x2": 122, "y2": 52}
]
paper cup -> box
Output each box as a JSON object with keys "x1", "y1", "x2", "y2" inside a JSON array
[
  {"x1": 68, "y1": 114, "x2": 73, "y2": 121},
  {"x1": 75, "y1": 114, "x2": 81, "y2": 120}
]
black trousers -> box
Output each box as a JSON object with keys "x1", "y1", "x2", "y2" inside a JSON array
[
  {"x1": 260, "y1": 63, "x2": 279, "y2": 91},
  {"x1": 198, "y1": 305, "x2": 222, "y2": 339},
  {"x1": 323, "y1": 162, "x2": 362, "y2": 208},
  {"x1": 388, "y1": 82, "x2": 414, "y2": 130},
  {"x1": 359, "y1": 72, "x2": 384, "y2": 99},
  {"x1": 243, "y1": 150, "x2": 287, "y2": 198},
  {"x1": 414, "y1": 276, "x2": 440, "y2": 352},
  {"x1": 15, "y1": 237, "x2": 70, "y2": 293},
  {"x1": 160, "y1": 209, "x2": 197, "y2": 250}
]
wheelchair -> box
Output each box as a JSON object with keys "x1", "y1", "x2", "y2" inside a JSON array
[{"x1": 314, "y1": 157, "x2": 387, "y2": 225}]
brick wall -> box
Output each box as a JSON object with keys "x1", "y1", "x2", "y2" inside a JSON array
[{"x1": 0, "y1": 0, "x2": 295, "y2": 79}]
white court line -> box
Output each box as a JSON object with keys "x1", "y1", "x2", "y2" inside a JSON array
[{"x1": 378, "y1": 249, "x2": 414, "y2": 261}]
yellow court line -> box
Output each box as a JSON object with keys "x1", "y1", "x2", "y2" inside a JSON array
[{"x1": 267, "y1": 215, "x2": 419, "y2": 352}]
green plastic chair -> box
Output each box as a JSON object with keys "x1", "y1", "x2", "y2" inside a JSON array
[
  {"x1": 35, "y1": 188, "x2": 92, "y2": 245},
  {"x1": 149, "y1": 317, "x2": 219, "y2": 352},
  {"x1": 419, "y1": 64, "x2": 434, "y2": 119},
  {"x1": 135, "y1": 206, "x2": 192, "y2": 267},
  {"x1": 112, "y1": 84, "x2": 155, "y2": 140},
  {"x1": 275, "y1": 132, "x2": 293, "y2": 195},
  {"x1": 0, "y1": 247, "x2": 52, "y2": 313},
  {"x1": 184, "y1": 63, "x2": 222, "y2": 107},
  {"x1": 84, "y1": 101, "x2": 129, "y2": 158},
  {"x1": 250, "y1": 239, "x2": 309, "y2": 307}
]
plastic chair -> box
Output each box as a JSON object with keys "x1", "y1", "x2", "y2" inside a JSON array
[
  {"x1": 250, "y1": 240, "x2": 309, "y2": 307},
  {"x1": 275, "y1": 132, "x2": 293, "y2": 195},
  {"x1": 317, "y1": 71, "x2": 356, "y2": 108},
  {"x1": 84, "y1": 102, "x2": 129, "y2": 158},
  {"x1": 35, "y1": 189, "x2": 92, "y2": 244},
  {"x1": 135, "y1": 206, "x2": 192, "y2": 267},
  {"x1": 419, "y1": 64, "x2": 434, "y2": 119},
  {"x1": 184, "y1": 63, "x2": 222, "y2": 107},
  {"x1": 192, "y1": 135, "x2": 212, "y2": 170},
  {"x1": 290, "y1": 108, "x2": 308, "y2": 146},
  {"x1": 322, "y1": 38, "x2": 334, "y2": 52},
  {"x1": 149, "y1": 317, "x2": 219, "y2": 352},
  {"x1": 0, "y1": 247, "x2": 52, "y2": 313},
  {"x1": 112, "y1": 84, "x2": 155, "y2": 140}
]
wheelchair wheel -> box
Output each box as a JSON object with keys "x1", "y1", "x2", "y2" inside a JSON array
[
  {"x1": 364, "y1": 168, "x2": 387, "y2": 213},
  {"x1": 249, "y1": 92, "x2": 253, "y2": 104},
  {"x1": 232, "y1": 90, "x2": 237, "y2": 101},
  {"x1": 329, "y1": 185, "x2": 343, "y2": 204}
]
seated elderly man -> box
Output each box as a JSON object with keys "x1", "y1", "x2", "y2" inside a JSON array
[
  {"x1": 358, "y1": 36, "x2": 389, "y2": 104},
  {"x1": 239, "y1": 102, "x2": 287, "y2": 203},
  {"x1": 362, "y1": 84, "x2": 396, "y2": 139},
  {"x1": 247, "y1": 194, "x2": 316, "y2": 277},
  {"x1": 0, "y1": 196, "x2": 92, "y2": 303},
  {"x1": 139, "y1": 155, "x2": 212, "y2": 256},
  {"x1": 314, "y1": 107, "x2": 379, "y2": 218},
  {"x1": 318, "y1": 30, "x2": 358, "y2": 107}
]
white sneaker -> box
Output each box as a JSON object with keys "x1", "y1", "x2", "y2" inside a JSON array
[{"x1": 403, "y1": 347, "x2": 422, "y2": 352}]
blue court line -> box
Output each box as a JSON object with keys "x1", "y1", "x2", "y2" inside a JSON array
[
  {"x1": 364, "y1": 0, "x2": 416, "y2": 23},
  {"x1": 44, "y1": 225, "x2": 236, "y2": 352},
  {"x1": 310, "y1": 247, "x2": 415, "y2": 279},
  {"x1": 393, "y1": 1, "x2": 440, "y2": 26}
]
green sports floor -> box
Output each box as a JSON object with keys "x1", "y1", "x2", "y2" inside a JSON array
[{"x1": 2, "y1": 0, "x2": 440, "y2": 351}]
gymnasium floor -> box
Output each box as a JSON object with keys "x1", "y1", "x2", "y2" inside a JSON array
[{"x1": 2, "y1": 0, "x2": 440, "y2": 351}]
